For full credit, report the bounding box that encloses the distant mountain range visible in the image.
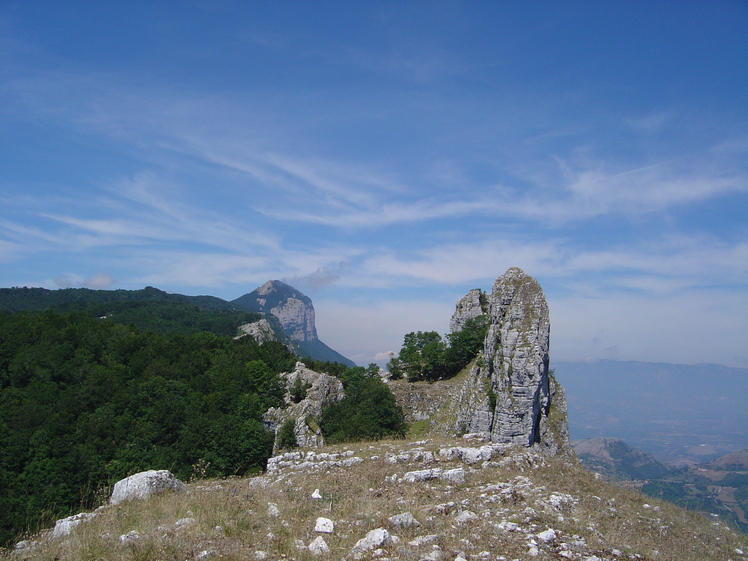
[0,282,355,367]
[554,360,748,467]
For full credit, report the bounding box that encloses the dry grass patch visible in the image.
[5,437,748,561]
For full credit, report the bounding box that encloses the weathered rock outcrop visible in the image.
[449,288,487,333]
[455,268,560,448]
[263,362,345,451]
[235,318,277,343]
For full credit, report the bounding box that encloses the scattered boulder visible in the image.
[119,530,139,544]
[110,470,185,505]
[454,510,478,524]
[537,528,557,542]
[308,536,330,555]
[353,528,392,552]
[52,512,99,539]
[388,512,420,528]
[314,517,334,533]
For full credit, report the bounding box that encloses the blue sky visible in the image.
[1,2,747,367]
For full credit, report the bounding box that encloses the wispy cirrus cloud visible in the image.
[350,234,748,293]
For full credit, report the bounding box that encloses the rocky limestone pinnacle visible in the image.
[454,268,567,451]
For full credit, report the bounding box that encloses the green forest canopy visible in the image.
[0,306,407,548]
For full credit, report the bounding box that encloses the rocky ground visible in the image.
[7,436,748,561]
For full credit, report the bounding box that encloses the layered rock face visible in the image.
[250,280,318,342]
[232,280,355,366]
[454,268,568,452]
[449,288,487,333]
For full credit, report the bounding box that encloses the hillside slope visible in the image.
[8,437,747,561]
[573,437,671,481]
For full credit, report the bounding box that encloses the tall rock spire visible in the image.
[454,268,569,452]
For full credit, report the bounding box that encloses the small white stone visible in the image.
[353,528,391,551]
[308,536,330,555]
[387,512,420,528]
[266,503,280,517]
[408,534,439,547]
[119,530,139,544]
[173,517,196,530]
[454,510,478,524]
[315,517,335,533]
[527,545,539,557]
[537,528,556,543]
[311,488,323,499]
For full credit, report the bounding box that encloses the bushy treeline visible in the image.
[319,365,407,444]
[387,316,488,381]
[0,310,295,546]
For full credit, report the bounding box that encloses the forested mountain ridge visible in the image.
[0,283,353,365]
[0,286,234,313]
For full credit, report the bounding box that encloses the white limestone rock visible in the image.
[454,510,478,524]
[403,468,442,482]
[235,318,276,343]
[450,268,570,455]
[119,530,139,544]
[537,528,557,542]
[442,468,466,484]
[308,536,330,555]
[52,512,99,539]
[110,470,185,505]
[388,512,420,528]
[449,289,487,333]
[315,517,334,533]
[353,528,392,552]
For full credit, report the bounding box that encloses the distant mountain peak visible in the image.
[232,281,354,367]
